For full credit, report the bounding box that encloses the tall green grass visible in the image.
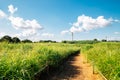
[0,43,80,80]
[83,42,120,80]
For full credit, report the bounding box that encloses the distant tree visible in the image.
[93,39,98,41]
[0,38,2,42]
[94,39,98,42]
[22,39,32,43]
[39,40,56,43]
[52,41,56,43]
[102,39,107,42]
[12,37,20,43]
[0,35,13,43]
[62,40,67,43]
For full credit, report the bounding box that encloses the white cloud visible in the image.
[0,10,6,18]
[8,16,43,37]
[61,30,70,35]
[114,32,120,34]
[41,33,54,37]
[70,26,84,33]
[8,16,42,30]
[8,4,17,14]
[7,4,43,38]
[71,15,112,32]
[0,32,6,37]
[0,4,44,40]
[62,15,119,34]
[14,29,37,37]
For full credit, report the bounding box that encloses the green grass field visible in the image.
[0,43,80,80]
[0,42,120,80]
[82,42,120,80]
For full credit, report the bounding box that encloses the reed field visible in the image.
[83,42,120,80]
[0,42,120,80]
[0,43,80,80]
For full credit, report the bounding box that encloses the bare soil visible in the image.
[49,54,103,80]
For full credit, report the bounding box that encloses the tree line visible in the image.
[0,35,119,43]
[0,35,32,43]
[0,35,56,43]
[62,39,120,44]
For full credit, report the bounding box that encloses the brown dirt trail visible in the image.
[50,54,103,80]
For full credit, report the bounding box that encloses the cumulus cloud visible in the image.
[8,4,17,14]
[7,5,43,37]
[0,10,6,18]
[41,33,54,37]
[0,4,43,40]
[61,14,119,34]
[0,4,43,38]
[14,29,37,37]
[8,16,43,37]
[70,26,84,33]
[71,15,112,32]
[8,16,42,30]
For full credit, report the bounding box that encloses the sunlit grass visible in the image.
[83,42,120,80]
[0,43,80,80]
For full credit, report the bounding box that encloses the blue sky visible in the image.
[0,0,120,41]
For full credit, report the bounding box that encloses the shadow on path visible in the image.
[49,53,82,80]
[35,53,82,80]
[35,53,104,80]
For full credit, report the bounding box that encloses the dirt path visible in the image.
[50,53,103,80]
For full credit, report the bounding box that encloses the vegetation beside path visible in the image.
[0,43,80,80]
[0,41,120,80]
[82,42,120,80]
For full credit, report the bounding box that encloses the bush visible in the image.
[22,39,32,43]
[0,35,13,43]
[12,37,21,43]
